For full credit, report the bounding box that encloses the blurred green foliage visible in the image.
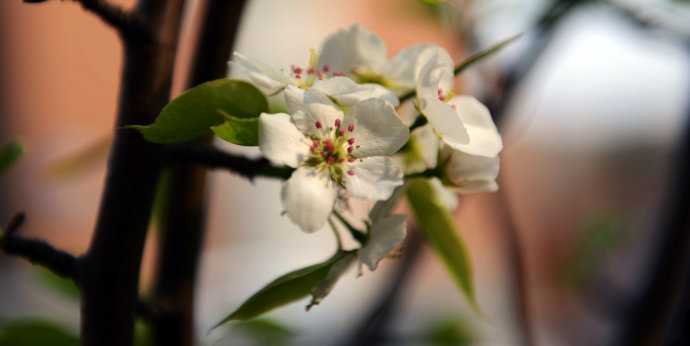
[230,319,295,346]
[35,268,80,301]
[0,141,22,175]
[561,211,628,289]
[425,318,474,346]
[0,320,78,346]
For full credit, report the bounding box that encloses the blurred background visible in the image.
[1,0,689,345]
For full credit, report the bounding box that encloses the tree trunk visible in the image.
[150,1,247,345]
[79,1,186,345]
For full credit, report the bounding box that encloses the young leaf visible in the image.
[406,178,479,311]
[0,141,23,175]
[454,34,523,76]
[131,79,267,144]
[211,111,259,146]
[211,252,347,330]
[0,320,79,346]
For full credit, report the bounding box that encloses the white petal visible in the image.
[359,214,407,271]
[415,46,454,101]
[346,98,409,157]
[307,253,355,310]
[312,77,399,108]
[447,96,503,157]
[283,85,306,114]
[421,98,470,149]
[281,167,338,232]
[319,24,387,75]
[345,156,403,201]
[444,150,500,194]
[231,52,292,94]
[259,113,310,168]
[291,89,344,136]
[382,44,433,91]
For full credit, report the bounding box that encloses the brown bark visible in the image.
[79,1,186,345]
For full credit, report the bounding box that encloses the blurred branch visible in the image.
[150,1,248,346]
[630,43,690,346]
[606,0,690,39]
[343,228,425,346]
[163,144,292,180]
[0,213,78,280]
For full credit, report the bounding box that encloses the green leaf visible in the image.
[211,111,259,146]
[406,178,478,311]
[0,320,79,346]
[132,79,267,144]
[231,319,296,346]
[0,141,23,175]
[211,252,347,329]
[425,319,474,346]
[454,34,523,76]
[134,319,153,346]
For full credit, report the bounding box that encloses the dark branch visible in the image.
[163,145,292,181]
[0,213,78,280]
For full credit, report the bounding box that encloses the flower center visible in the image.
[437,88,455,103]
[289,49,346,89]
[305,119,359,185]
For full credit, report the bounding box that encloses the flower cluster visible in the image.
[231,24,502,277]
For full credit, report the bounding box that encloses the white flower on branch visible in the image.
[319,24,432,95]
[413,45,503,193]
[259,93,409,232]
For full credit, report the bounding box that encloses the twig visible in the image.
[605,0,690,39]
[343,228,424,346]
[163,144,292,181]
[0,213,79,280]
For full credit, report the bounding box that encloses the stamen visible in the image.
[334,119,341,128]
[347,170,355,176]
[333,71,346,77]
[347,146,353,153]
[347,124,355,132]
[347,138,355,145]
[315,121,322,129]
[322,64,331,73]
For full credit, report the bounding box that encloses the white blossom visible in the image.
[319,24,432,95]
[259,93,409,232]
[413,45,503,193]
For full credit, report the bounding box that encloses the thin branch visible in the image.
[163,144,292,180]
[343,228,424,346]
[605,0,690,39]
[0,213,79,280]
